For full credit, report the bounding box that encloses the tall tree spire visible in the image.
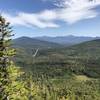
[0,15,15,99]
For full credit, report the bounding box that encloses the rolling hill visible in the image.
[12,36,63,64]
[13,36,62,49]
[13,38,100,78]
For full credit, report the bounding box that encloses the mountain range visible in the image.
[35,35,99,45]
[13,35,100,49]
[13,36,62,50]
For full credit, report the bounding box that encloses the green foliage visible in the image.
[2,64,100,100]
[13,38,100,100]
[0,16,100,100]
[5,63,39,100]
[0,15,16,99]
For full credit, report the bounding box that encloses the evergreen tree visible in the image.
[0,16,15,99]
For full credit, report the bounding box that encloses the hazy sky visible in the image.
[0,0,100,37]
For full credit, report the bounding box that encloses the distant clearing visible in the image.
[75,75,91,81]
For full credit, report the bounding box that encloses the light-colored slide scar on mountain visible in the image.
[32,48,39,58]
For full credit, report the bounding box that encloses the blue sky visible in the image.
[0,0,100,37]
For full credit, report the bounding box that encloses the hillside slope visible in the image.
[13,36,62,49]
[14,39,100,78]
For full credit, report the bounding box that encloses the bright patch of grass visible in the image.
[75,75,91,81]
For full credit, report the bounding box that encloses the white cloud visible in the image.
[2,11,59,28]
[2,0,100,28]
[55,0,100,24]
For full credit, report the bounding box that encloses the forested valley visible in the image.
[0,16,100,100]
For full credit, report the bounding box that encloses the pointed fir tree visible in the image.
[0,16,15,99]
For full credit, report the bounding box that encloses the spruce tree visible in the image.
[0,16,15,99]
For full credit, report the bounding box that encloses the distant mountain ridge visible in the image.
[35,35,99,45]
[13,36,62,49]
[13,36,100,51]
